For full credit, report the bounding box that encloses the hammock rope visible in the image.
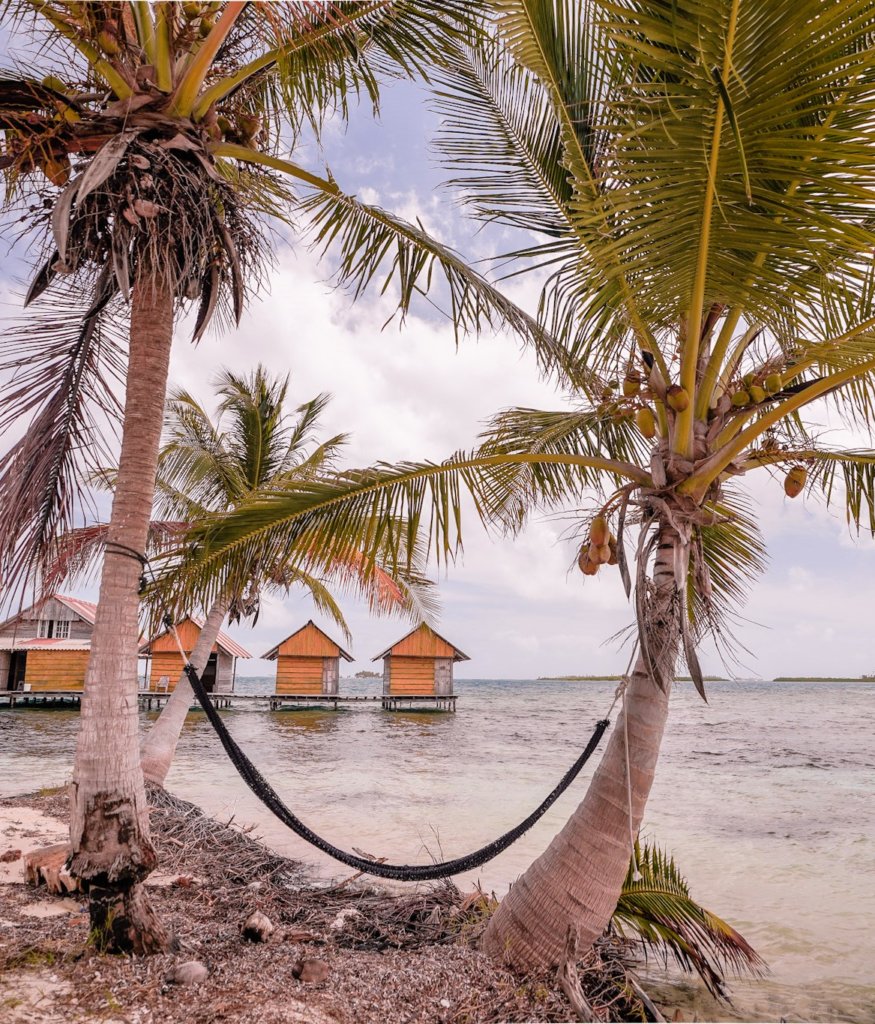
[128,545,613,882]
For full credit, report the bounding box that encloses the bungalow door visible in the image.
[434,658,453,695]
[7,652,26,691]
[322,658,339,695]
[201,653,218,693]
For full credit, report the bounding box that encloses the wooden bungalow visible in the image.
[262,621,352,695]
[139,617,251,693]
[373,623,469,696]
[0,594,97,692]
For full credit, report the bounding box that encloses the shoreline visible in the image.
[0,787,673,1024]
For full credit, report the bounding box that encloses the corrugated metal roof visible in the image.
[54,594,98,624]
[0,638,91,651]
[139,616,252,659]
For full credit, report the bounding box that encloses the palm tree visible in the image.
[0,2,556,952]
[51,366,432,786]
[164,0,875,971]
[139,367,432,786]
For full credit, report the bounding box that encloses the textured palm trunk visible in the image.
[69,275,175,954]
[482,520,684,969]
[140,595,230,787]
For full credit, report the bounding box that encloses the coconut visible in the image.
[97,28,120,55]
[748,385,766,404]
[742,372,755,388]
[635,406,657,439]
[607,535,618,566]
[622,375,641,397]
[666,385,689,412]
[590,515,609,546]
[784,466,807,498]
[731,389,750,408]
[764,373,782,394]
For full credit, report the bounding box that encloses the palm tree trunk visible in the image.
[140,595,230,787]
[68,275,175,955]
[481,520,684,969]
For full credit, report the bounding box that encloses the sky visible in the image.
[3,60,875,681]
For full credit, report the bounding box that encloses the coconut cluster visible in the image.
[729,370,783,409]
[577,515,619,577]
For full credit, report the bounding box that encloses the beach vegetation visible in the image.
[164,0,875,973]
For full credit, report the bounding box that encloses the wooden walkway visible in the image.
[1,689,458,713]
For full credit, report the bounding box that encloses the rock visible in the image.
[1,849,22,862]
[167,960,209,986]
[242,910,274,943]
[329,907,361,933]
[292,958,329,985]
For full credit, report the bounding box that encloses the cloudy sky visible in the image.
[3,67,875,681]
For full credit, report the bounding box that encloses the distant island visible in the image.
[539,674,728,682]
[354,670,381,679]
[772,676,874,682]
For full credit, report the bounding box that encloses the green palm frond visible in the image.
[690,486,768,642]
[802,449,875,535]
[614,839,766,999]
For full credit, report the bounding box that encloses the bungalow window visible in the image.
[36,619,70,639]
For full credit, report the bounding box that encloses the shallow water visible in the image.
[2,678,873,1023]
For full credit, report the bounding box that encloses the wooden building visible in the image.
[373,623,469,696]
[139,617,251,693]
[0,594,97,692]
[262,621,352,695]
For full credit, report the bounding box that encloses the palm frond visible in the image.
[614,839,766,999]
[0,284,126,599]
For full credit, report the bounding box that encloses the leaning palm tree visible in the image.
[162,0,875,972]
[0,1,558,953]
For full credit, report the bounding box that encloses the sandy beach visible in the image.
[1,786,657,1024]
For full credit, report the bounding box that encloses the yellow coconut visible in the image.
[666,385,690,412]
[635,406,657,439]
[764,373,782,394]
[622,374,641,397]
[784,466,807,498]
[748,385,766,404]
[590,515,609,546]
[731,389,750,408]
[97,28,121,55]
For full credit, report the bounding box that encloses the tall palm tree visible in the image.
[164,0,875,971]
[0,1,555,953]
[139,367,432,786]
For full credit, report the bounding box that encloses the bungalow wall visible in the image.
[24,650,89,691]
[148,647,234,696]
[385,655,455,696]
[275,656,339,695]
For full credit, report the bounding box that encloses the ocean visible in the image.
[2,677,873,1023]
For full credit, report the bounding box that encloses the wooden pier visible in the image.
[2,690,458,713]
[0,690,83,709]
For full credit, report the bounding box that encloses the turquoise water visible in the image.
[2,677,874,1022]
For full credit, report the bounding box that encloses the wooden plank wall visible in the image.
[149,652,186,691]
[25,651,89,691]
[390,627,455,659]
[278,624,340,658]
[276,656,325,694]
[388,656,436,695]
[149,620,205,654]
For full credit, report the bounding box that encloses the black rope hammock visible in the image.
[182,659,610,881]
[124,542,612,882]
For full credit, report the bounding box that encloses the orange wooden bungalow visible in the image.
[372,623,469,696]
[262,621,352,695]
[0,594,97,692]
[139,616,251,693]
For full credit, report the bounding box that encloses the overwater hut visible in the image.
[373,623,469,696]
[139,616,251,693]
[0,594,97,692]
[262,621,352,695]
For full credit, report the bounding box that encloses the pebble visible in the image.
[329,907,361,932]
[167,960,209,986]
